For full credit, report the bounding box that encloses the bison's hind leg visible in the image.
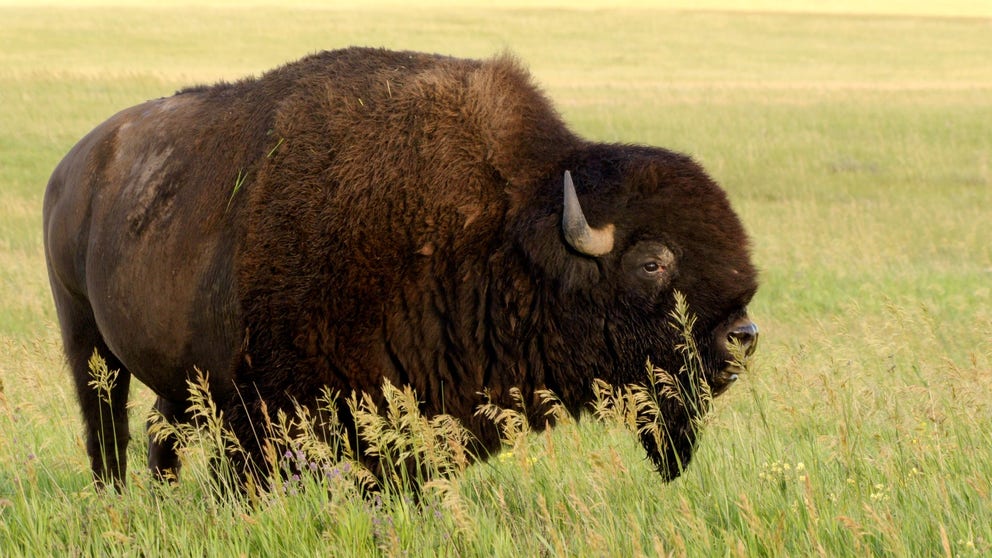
[146,397,191,482]
[56,296,133,489]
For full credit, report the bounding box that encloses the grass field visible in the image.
[1,1,990,556]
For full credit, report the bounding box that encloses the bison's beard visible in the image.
[594,358,713,481]
[629,356,714,481]
[638,397,702,481]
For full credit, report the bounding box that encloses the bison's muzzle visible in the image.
[711,318,759,395]
[728,320,759,357]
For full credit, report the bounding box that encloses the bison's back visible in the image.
[229,48,579,414]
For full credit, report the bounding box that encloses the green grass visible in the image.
[2,1,991,556]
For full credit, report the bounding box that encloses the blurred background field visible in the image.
[1,1,990,556]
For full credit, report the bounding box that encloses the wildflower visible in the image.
[758,460,808,486]
[957,538,978,554]
[869,483,889,502]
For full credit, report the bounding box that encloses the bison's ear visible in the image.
[562,171,615,257]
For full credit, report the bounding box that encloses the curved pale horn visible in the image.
[562,170,615,256]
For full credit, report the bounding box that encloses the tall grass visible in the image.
[1,1,990,556]
[1,296,739,556]
[3,305,988,555]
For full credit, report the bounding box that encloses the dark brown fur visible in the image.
[44,47,758,487]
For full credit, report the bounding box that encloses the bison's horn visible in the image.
[562,170,615,256]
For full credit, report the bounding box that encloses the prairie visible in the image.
[1,1,989,555]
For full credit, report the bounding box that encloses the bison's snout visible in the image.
[708,318,759,396]
[727,320,759,357]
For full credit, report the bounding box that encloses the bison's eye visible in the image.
[638,260,668,282]
[622,241,677,293]
[642,261,663,274]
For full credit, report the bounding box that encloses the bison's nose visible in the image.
[727,321,759,356]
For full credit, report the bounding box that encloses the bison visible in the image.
[43,47,758,488]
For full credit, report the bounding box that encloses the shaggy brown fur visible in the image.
[44,47,758,487]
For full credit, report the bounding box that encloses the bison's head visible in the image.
[516,146,759,480]
[562,166,759,394]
